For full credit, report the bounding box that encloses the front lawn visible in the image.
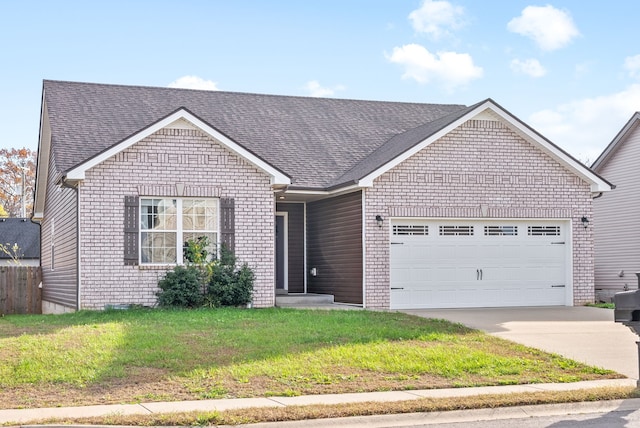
[0,307,621,409]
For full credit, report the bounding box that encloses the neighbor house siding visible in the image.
[77,127,275,309]
[593,122,640,300]
[364,119,594,309]
[275,202,305,293]
[307,191,363,304]
[41,152,78,310]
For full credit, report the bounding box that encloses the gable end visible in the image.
[64,109,291,186]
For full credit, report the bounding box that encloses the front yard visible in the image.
[0,307,622,410]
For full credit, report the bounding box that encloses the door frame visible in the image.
[275,211,289,292]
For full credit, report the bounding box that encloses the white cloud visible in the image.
[529,84,640,163]
[168,75,219,90]
[387,44,483,90]
[624,54,640,79]
[510,58,547,77]
[304,80,346,97]
[507,5,580,51]
[408,0,465,39]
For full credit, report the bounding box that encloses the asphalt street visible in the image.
[228,398,640,428]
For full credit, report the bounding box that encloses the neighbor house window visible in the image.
[140,198,218,264]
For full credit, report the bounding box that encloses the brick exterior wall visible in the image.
[77,127,275,309]
[364,119,594,309]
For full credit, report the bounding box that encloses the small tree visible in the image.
[0,148,37,217]
[183,235,211,265]
[1,242,23,265]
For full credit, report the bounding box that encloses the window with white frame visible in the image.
[140,198,218,264]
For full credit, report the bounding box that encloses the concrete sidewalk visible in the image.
[1,379,635,425]
[402,306,640,380]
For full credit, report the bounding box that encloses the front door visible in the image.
[275,213,288,291]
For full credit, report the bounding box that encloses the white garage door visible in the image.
[390,220,570,309]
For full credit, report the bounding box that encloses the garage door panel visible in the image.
[390,219,569,309]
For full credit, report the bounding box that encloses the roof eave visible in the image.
[33,86,51,220]
[591,112,640,172]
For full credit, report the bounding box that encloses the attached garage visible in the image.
[389,219,570,309]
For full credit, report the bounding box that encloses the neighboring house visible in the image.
[592,113,640,301]
[33,80,611,313]
[0,218,40,266]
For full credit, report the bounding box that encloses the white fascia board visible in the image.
[34,96,51,218]
[358,100,612,193]
[285,183,362,197]
[65,109,291,185]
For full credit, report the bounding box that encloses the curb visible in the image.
[1,378,635,425]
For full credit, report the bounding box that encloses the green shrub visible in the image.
[156,265,204,308]
[207,245,254,307]
[156,242,255,309]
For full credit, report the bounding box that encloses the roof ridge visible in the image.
[42,79,466,107]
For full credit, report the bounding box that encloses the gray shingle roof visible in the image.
[0,218,40,259]
[43,80,468,189]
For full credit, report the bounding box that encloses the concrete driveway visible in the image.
[401,306,639,380]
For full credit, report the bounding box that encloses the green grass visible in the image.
[0,307,621,409]
[587,302,615,309]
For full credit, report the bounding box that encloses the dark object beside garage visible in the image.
[614,289,640,325]
[614,280,640,387]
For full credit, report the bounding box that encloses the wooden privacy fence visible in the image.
[0,266,42,315]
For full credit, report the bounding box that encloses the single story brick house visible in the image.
[592,112,640,301]
[33,80,611,313]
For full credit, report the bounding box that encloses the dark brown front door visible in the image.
[275,214,286,290]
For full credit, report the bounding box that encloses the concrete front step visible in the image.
[275,293,334,307]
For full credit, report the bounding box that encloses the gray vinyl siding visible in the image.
[307,191,362,304]
[594,122,640,293]
[276,202,305,293]
[40,155,78,309]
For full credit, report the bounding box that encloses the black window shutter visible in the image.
[124,196,139,265]
[220,198,235,253]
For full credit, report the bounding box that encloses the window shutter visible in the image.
[124,196,139,265]
[220,197,235,253]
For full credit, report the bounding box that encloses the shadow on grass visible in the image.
[0,307,476,381]
[0,307,621,406]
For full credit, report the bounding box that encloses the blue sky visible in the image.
[3,0,640,163]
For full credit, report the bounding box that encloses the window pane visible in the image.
[205,203,217,230]
[183,199,217,232]
[141,199,177,231]
[141,231,177,263]
[158,199,177,229]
